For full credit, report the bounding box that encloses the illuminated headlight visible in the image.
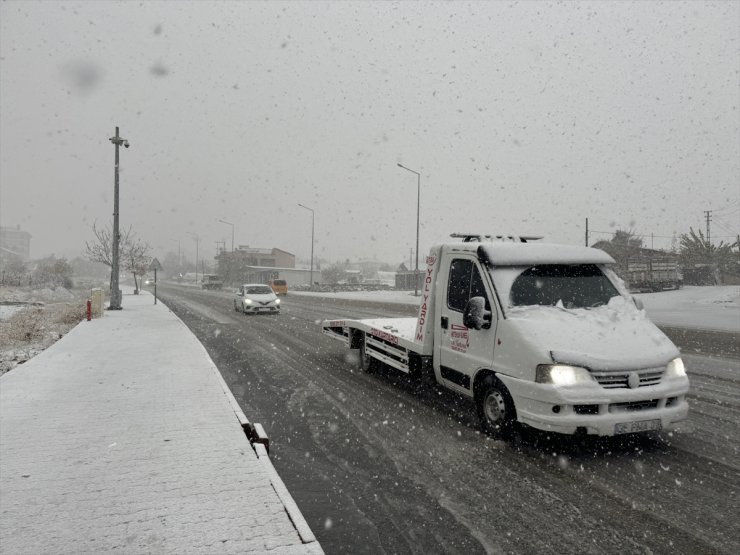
[665,357,686,378]
[536,364,593,385]
[243,299,253,305]
[275,298,280,304]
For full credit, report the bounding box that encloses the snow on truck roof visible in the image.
[480,242,615,265]
[439,241,614,266]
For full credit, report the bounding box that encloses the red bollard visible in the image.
[86,299,92,321]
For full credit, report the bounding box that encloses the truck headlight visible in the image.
[536,364,593,385]
[665,357,686,378]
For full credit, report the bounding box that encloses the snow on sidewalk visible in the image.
[0,290,322,554]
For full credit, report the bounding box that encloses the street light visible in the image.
[397,163,421,296]
[108,126,130,310]
[218,219,234,252]
[297,203,315,289]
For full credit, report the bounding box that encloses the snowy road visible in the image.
[157,284,739,555]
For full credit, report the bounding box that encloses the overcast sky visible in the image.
[1,0,738,268]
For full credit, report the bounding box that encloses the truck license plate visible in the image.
[614,419,662,435]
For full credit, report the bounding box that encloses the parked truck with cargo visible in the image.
[322,234,689,438]
[201,274,224,290]
[622,258,682,292]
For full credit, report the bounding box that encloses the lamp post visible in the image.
[218,219,235,252]
[397,163,421,296]
[297,203,315,289]
[108,126,130,310]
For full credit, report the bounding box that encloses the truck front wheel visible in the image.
[477,376,516,438]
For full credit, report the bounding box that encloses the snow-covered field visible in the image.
[635,286,739,332]
[294,285,740,333]
[0,286,88,375]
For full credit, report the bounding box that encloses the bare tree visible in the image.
[85,222,130,268]
[84,222,150,293]
[124,235,151,293]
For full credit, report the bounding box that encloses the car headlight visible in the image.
[536,364,593,385]
[243,299,253,305]
[665,357,686,378]
[275,298,280,304]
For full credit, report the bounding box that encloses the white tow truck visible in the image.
[322,234,690,438]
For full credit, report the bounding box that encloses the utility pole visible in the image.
[188,233,199,284]
[704,210,712,246]
[298,204,315,288]
[218,219,235,252]
[397,163,421,296]
[108,127,130,310]
[585,218,589,247]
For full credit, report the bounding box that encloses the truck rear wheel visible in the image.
[476,375,516,439]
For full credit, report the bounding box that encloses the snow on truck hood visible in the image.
[506,296,679,371]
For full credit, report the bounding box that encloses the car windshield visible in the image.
[492,264,620,309]
[245,286,272,295]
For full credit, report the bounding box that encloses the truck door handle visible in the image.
[441,317,448,329]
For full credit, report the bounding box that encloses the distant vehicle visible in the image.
[322,234,689,439]
[234,283,281,314]
[592,242,682,292]
[268,279,288,295]
[201,274,223,290]
[623,258,682,292]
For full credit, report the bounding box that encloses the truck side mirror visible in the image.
[463,297,492,330]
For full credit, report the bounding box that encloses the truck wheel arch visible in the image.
[473,370,518,437]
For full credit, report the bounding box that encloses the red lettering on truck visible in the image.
[371,328,399,345]
[415,257,437,342]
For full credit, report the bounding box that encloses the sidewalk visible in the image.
[0,290,322,554]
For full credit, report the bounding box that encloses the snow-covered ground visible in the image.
[0,286,88,375]
[635,285,740,332]
[634,286,739,332]
[294,285,740,333]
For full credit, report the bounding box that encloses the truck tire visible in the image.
[359,334,374,373]
[476,375,516,439]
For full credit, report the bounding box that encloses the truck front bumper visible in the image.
[497,374,690,436]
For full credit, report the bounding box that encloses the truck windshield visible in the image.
[492,264,620,309]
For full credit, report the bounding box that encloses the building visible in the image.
[228,266,320,288]
[231,246,295,268]
[216,246,298,285]
[0,225,32,261]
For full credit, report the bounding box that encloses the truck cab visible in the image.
[323,235,690,438]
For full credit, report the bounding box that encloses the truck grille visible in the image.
[609,399,660,413]
[590,367,664,389]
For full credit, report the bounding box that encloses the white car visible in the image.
[233,284,281,314]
